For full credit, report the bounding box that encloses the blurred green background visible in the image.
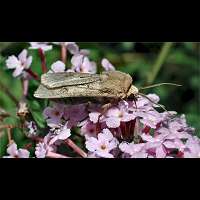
[0,42,200,139]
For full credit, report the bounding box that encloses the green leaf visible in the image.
[0,130,8,157]
[186,114,200,138]
[167,50,198,68]
[30,110,46,129]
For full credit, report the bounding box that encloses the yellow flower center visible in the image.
[118,111,123,118]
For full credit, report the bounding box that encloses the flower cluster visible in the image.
[3,42,200,158]
[39,95,199,158]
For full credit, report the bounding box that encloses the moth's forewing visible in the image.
[41,72,101,89]
[34,71,133,99]
[34,82,116,99]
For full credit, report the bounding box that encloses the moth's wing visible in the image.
[34,84,55,98]
[34,82,117,99]
[34,71,133,99]
[41,72,101,89]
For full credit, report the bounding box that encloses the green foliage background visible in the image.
[0,42,199,157]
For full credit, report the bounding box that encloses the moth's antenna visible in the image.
[139,83,182,91]
[138,92,170,114]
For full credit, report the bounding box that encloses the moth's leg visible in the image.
[133,98,138,110]
[101,103,112,114]
[127,94,138,110]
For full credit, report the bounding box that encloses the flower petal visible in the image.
[106,117,121,128]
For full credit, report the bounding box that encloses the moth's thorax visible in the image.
[100,71,133,98]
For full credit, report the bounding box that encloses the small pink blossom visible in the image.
[137,110,162,129]
[101,58,115,71]
[29,42,52,52]
[64,103,88,128]
[35,142,48,158]
[3,142,30,158]
[183,136,200,158]
[6,49,32,77]
[128,94,163,128]
[119,142,148,158]
[43,103,65,127]
[141,133,170,158]
[80,120,98,138]
[71,54,97,74]
[49,61,66,73]
[158,115,194,140]
[25,121,37,138]
[35,134,57,158]
[48,123,71,145]
[85,128,119,158]
[130,94,160,111]
[104,101,136,128]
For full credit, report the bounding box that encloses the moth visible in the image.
[34,71,181,109]
[34,71,139,100]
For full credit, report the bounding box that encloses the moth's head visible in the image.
[127,85,139,99]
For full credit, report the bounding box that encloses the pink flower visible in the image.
[3,142,30,158]
[119,142,148,158]
[85,129,119,158]
[183,136,200,158]
[64,103,88,128]
[101,58,115,71]
[6,49,32,77]
[104,101,136,128]
[25,121,37,138]
[49,61,66,73]
[158,115,193,140]
[35,142,48,158]
[137,110,162,129]
[43,103,65,128]
[141,133,170,158]
[48,123,71,145]
[29,42,52,52]
[80,120,98,138]
[138,94,160,108]
[71,54,97,74]
[35,134,57,158]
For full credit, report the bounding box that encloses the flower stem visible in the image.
[38,48,48,73]
[61,44,67,64]
[65,139,87,158]
[21,79,29,97]
[147,42,173,85]
[25,69,39,80]
[7,128,13,145]
[46,151,70,158]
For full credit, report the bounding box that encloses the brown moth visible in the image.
[34,71,139,100]
[34,70,181,112]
